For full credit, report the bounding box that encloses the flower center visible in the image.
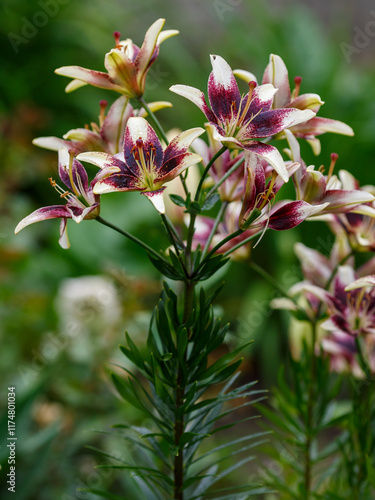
[224,81,262,140]
[131,138,157,190]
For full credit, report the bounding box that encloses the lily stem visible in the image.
[205,155,245,201]
[96,216,166,263]
[249,260,307,315]
[174,280,195,499]
[201,201,228,261]
[304,319,317,498]
[195,146,227,202]
[160,213,189,278]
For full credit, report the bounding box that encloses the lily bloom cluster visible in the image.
[15,18,374,276]
[171,55,371,259]
[273,233,375,376]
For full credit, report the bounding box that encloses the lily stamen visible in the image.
[292,76,302,100]
[327,153,339,182]
[113,31,121,48]
[67,149,80,198]
[49,177,78,204]
[99,100,108,127]
[238,81,257,126]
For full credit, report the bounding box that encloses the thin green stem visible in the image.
[304,319,318,499]
[96,216,166,263]
[194,146,227,202]
[223,232,258,258]
[160,213,188,278]
[201,201,228,261]
[191,228,244,278]
[185,146,228,273]
[174,281,195,500]
[205,155,245,201]
[249,260,307,315]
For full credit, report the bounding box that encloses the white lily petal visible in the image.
[345,276,375,291]
[170,84,209,115]
[157,29,179,44]
[77,152,116,169]
[232,69,258,85]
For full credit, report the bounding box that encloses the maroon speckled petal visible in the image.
[100,96,133,154]
[93,173,142,194]
[15,205,71,234]
[241,84,276,120]
[244,108,313,138]
[208,55,241,124]
[124,117,163,175]
[267,200,320,230]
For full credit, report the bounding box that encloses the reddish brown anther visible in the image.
[294,76,302,98]
[328,153,339,180]
[113,31,121,47]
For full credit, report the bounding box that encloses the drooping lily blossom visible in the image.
[33,97,172,155]
[285,130,374,213]
[239,151,327,230]
[55,19,178,98]
[192,124,245,202]
[76,117,204,214]
[15,149,106,248]
[235,54,354,155]
[170,55,315,182]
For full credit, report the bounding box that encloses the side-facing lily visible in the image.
[235,54,354,154]
[285,129,374,213]
[15,149,107,248]
[328,175,375,252]
[239,151,327,231]
[33,97,172,155]
[170,55,315,182]
[77,117,204,214]
[55,19,178,98]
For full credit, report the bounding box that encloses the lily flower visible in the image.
[15,149,105,248]
[33,97,172,155]
[170,55,315,182]
[239,151,327,230]
[235,54,354,154]
[76,117,204,214]
[285,130,374,213]
[192,124,245,202]
[55,19,179,98]
[327,174,375,252]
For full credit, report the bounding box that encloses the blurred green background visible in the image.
[1,0,375,498]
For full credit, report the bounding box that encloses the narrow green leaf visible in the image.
[169,194,186,207]
[201,193,220,211]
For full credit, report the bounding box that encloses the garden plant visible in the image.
[14,17,375,500]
